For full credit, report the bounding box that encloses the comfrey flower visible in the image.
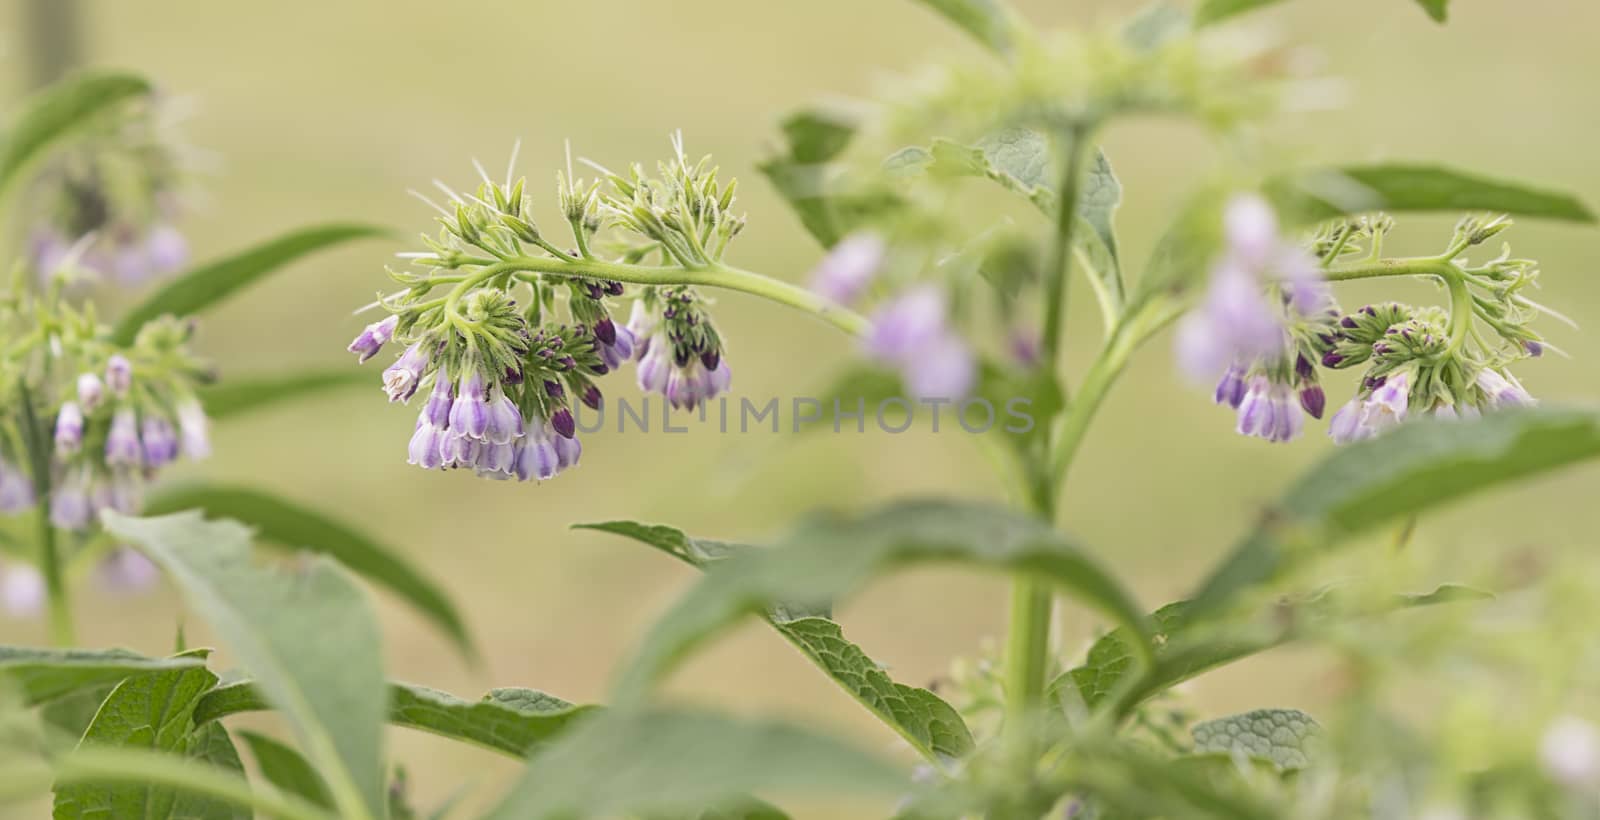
[348,315,399,363]
[809,232,886,305]
[97,548,161,595]
[0,456,33,513]
[633,287,733,411]
[176,398,211,459]
[0,563,45,619]
[55,402,85,455]
[863,285,975,401]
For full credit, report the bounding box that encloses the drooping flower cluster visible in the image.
[28,92,197,286]
[351,139,745,483]
[1177,195,1331,443]
[1179,200,1550,446]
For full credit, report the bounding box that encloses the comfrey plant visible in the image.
[5,2,1600,820]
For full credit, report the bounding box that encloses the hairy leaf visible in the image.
[579,520,972,760]
[1270,163,1595,225]
[483,708,907,820]
[609,499,1151,703]
[144,484,473,660]
[0,647,201,707]
[0,71,150,201]
[193,681,594,760]
[47,746,337,820]
[912,0,1020,55]
[1193,0,1286,27]
[103,511,388,820]
[113,224,390,344]
[237,731,334,810]
[53,650,248,819]
[1191,708,1321,771]
[1192,408,1600,615]
[198,370,372,421]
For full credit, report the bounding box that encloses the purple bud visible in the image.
[1299,385,1326,419]
[503,366,524,386]
[1213,364,1247,409]
[1525,340,1545,357]
[700,349,720,371]
[77,373,105,412]
[545,380,564,399]
[550,408,576,439]
[1340,316,1358,329]
[54,402,84,455]
[581,384,603,410]
[605,281,624,296]
[106,355,133,396]
[105,408,142,466]
[594,318,618,345]
[1294,354,1315,382]
[348,315,399,363]
[1321,351,1344,368]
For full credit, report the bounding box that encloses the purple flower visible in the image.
[439,431,481,470]
[105,408,142,467]
[1224,194,1278,268]
[407,423,448,470]
[902,335,974,401]
[1213,362,1247,408]
[54,402,84,455]
[97,548,160,594]
[514,425,561,481]
[474,440,519,478]
[554,434,582,469]
[383,343,431,402]
[637,344,671,392]
[1174,264,1284,383]
[0,563,44,618]
[0,457,33,513]
[1235,377,1303,443]
[1328,398,1371,444]
[864,286,975,401]
[141,415,179,468]
[144,224,189,274]
[1476,369,1535,409]
[106,354,133,397]
[176,399,211,460]
[626,300,657,342]
[50,469,92,530]
[809,232,886,305]
[484,389,525,444]
[1525,340,1545,357]
[422,369,455,428]
[30,228,70,277]
[596,323,636,370]
[1298,384,1326,420]
[550,408,576,439]
[77,373,105,412]
[447,371,490,438]
[348,315,399,363]
[1364,371,1411,432]
[113,240,154,284]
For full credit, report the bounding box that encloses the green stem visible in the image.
[16,381,72,645]
[1323,256,1456,282]
[1039,127,1091,364]
[447,255,870,336]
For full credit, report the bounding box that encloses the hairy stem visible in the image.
[16,381,72,645]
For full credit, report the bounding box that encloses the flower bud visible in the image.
[54,402,84,455]
[581,384,603,410]
[348,315,399,363]
[550,408,576,439]
[77,373,105,412]
[383,343,431,403]
[106,354,133,396]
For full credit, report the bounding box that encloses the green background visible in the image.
[2,0,1597,815]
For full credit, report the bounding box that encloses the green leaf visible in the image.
[759,106,905,249]
[1192,408,1600,616]
[112,224,391,344]
[912,0,1020,56]
[579,520,972,761]
[143,483,474,660]
[38,684,116,740]
[610,499,1151,703]
[1269,163,1595,225]
[48,746,337,820]
[102,511,388,820]
[1414,0,1449,22]
[0,647,202,707]
[1193,0,1286,27]
[54,649,248,819]
[193,681,595,760]
[198,370,372,422]
[482,707,908,820]
[1191,708,1321,771]
[237,731,334,810]
[0,71,151,202]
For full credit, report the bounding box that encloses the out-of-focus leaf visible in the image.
[47,746,337,820]
[103,511,388,820]
[1191,708,1321,771]
[1122,2,1193,48]
[580,520,973,761]
[912,0,1021,56]
[193,681,594,760]
[759,105,904,249]
[482,708,907,820]
[144,484,473,660]
[198,370,372,422]
[113,224,390,344]
[1269,163,1595,225]
[54,649,247,819]
[237,731,334,810]
[1192,409,1600,616]
[1414,0,1449,22]
[611,499,1151,703]
[1193,0,1286,27]
[0,647,201,707]
[0,71,150,201]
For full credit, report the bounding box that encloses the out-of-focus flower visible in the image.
[1540,716,1600,789]
[97,548,161,594]
[864,285,975,401]
[0,563,45,618]
[809,233,886,305]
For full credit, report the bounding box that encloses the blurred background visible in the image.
[1,0,1596,815]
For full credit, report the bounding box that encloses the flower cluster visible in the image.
[351,140,741,483]
[1179,200,1549,446]
[28,92,197,286]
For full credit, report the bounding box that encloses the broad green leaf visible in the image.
[48,746,337,820]
[579,520,972,761]
[0,647,201,707]
[237,731,334,810]
[1193,0,1286,27]
[198,370,371,421]
[0,71,150,201]
[483,707,907,820]
[1051,585,1488,717]
[143,484,474,660]
[1269,163,1595,225]
[611,499,1151,703]
[193,681,594,760]
[112,224,391,344]
[1414,0,1449,22]
[759,105,904,249]
[102,511,388,820]
[54,649,248,819]
[1191,708,1321,771]
[1192,408,1600,615]
[38,684,115,739]
[912,0,1020,56]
